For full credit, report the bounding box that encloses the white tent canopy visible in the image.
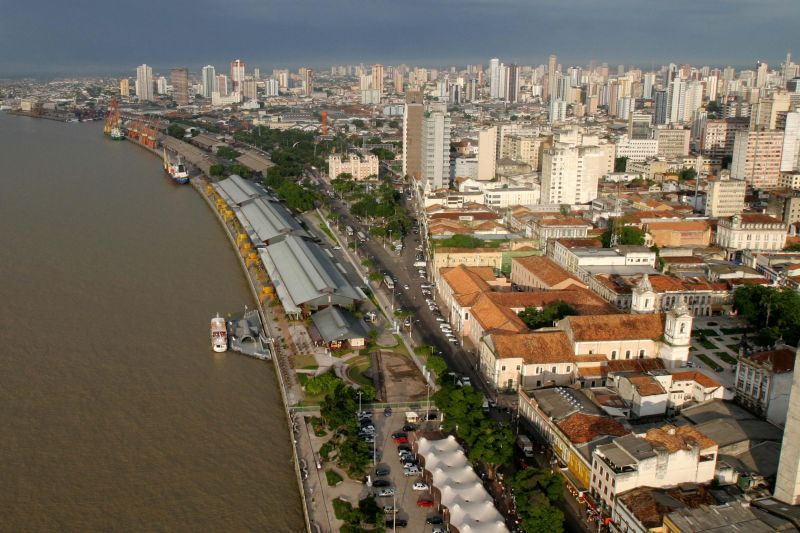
[417,436,509,533]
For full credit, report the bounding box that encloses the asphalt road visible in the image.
[316,178,478,385]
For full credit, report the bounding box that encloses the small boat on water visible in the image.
[210,314,228,353]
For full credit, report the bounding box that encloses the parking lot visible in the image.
[362,409,446,532]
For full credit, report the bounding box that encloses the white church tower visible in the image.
[658,302,693,368]
[631,274,656,314]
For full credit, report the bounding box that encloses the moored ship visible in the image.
[210,314,228,353]
[163,148,190,184]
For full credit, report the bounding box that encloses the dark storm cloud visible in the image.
[1,0,797,75]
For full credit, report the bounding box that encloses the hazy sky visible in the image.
[2,0,798,75]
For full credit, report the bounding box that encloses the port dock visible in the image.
[226,308,272,360]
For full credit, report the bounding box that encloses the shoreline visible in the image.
[123,134,314,533]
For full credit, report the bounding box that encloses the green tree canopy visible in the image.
[614,156,628,172]
[733,285,800,346]
[518,301,577,330]
[601,220,645,247]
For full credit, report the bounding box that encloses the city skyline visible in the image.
[2,0,799,75]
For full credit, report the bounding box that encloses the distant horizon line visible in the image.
[1,55,793,80]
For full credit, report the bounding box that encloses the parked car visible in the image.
[377,488,396,497]
[435,317,446,322]
[398,444,412,453]
[392,432,407,439]
[417,498,434,508]
[375,466,390,476]
[384,406,393,417]
[385,518,408,528]
[426,516,444,524]
[372,479,391,488]
[383,505,398,513]
[404,466,422,476]
[432,527,445,533]
[458,377,472,387]
[413,482,429,491]
[394,436,408,444]
[403,424,417,432]
[403,284,410,290]
[402,460,417,468]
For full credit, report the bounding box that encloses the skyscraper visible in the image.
[300,67,314,96]
[489,58,501,99]
[230,59,245,91]
[666,78,687,124]
[654,89,668,125]
[421,105,451,190]
[216,74,229,97]
[505,64,520,103]
[170,67,189,106]
[119,78,129,98]
[477,126,497,181]
[372,64,384,95]
[393,69,404,94]
[135,64,154,102]
[201,65,216,98]
[546,54,558,101]
[756,61,769,88]
[402,90,424,180]
[242,78,257,101]
[781,112,800,172]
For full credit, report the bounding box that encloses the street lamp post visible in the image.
[357,391,363,421]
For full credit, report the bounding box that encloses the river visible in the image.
[0,113,303,531]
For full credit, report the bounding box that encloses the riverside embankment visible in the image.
[125,130,315,532]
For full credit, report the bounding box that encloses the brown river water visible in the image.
[0,113,303,532]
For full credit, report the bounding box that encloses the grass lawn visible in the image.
[695,337,717,350]
[347,355,374,388]
[715,351,738,365]
[326,469,344,486]
[692,328,719,337]
[333,498,353,520]
[695,353,723,372]
[294,353,318,369]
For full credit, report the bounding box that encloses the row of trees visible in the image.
[319,382,376,477]
[331,173,412,237]
[509,468,565,533]
[733,285,800,346]
[432,381,514,474]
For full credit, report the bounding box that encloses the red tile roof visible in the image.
[745,348,796,373]
[491,331,575,363]
[565,314,665,342]
[670,370,722,388]
[513,256,585,288]
[556,413,628,444]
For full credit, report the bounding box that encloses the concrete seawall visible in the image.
[125,135,314,533]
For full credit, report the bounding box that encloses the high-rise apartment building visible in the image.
[119,78,129,97]
[655,127,691,158]
[371,64,384,95]
[503,134,553,171]
[264,79,279,97]
[546,54,557,101]
[170,67,189,106]
[241,78,257,101]
[476,126,497,181]
[299,67,314,96]
[420,104,451,190]
[216,74,229,96]
[505,64,520,103]
[731,130,785,188]
[402,90,424,180]
[549,100,567,123]
[201,65,216,98]
[393,70,404,94]
[489,58,501,99]
[705,176,746,217]
[135,64,154,102]
[230,59,245,92]
[156,76,168,95]
[782,112,800,172]
[701,118,750,158]
[541,132,608,205]
[756,61,769,88]
[643,73,655,99]
[666,78,687,124]
[628,113,652,139]
[654,89,668,125]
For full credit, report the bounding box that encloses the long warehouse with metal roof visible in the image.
[214,175,306,245]
[259,235,365,317]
